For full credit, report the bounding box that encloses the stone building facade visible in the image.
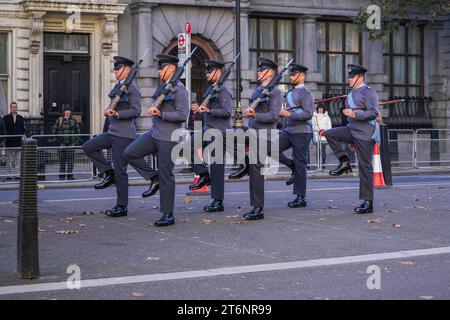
[0,0,449,133]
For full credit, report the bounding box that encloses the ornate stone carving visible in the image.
[102,15,116,56]
[30,11,45,54]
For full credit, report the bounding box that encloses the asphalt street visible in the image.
[0,174,449,300]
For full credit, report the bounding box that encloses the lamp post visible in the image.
[234,0,243,128]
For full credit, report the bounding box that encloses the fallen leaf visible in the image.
[38,228,46,233]
[226,215,239,218]
[152,206,159,209]
[183,197,192,203]
[81,211,102,216]
[56,230,79,235]
[400,261,415,266]
[66,218,75,223]
[200,219,216,224]
[3,220,13,223]
[179,219,191,222]
[366,218,382,224]
[236,206,244,212]
[328,205,338,209]
[420,296,434,300]
[392,224,402,228]
[132,291,146,297]
[318,218,328,222]
[386,209,398,213]
[414,205,425,209]
[79,224,86,228]
[438,186,446,189]
[145,256,160,261]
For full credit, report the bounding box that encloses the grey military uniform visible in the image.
[278,84,314,197]
[325,85,379,200]
[124,81,189,213]
[248,84,282,207]
[82,81,153,206]
[192,85,232,200]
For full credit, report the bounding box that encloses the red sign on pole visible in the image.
[178,34,185,47]
[185,23,191,34]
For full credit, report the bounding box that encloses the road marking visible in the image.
[0,182,449,205]
[0,183,450,205]
[1,246,450,296]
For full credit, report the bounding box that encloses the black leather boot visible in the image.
[243,206,264,220]
[288,196,307,208]
[142,176,159,198]
[329,156,352,176]
[228,159,249,179]
[154,213,175,227]
[204,199,224,212]
[104,205,128,217]
[354,200,373,214]
[189,173,210,190]
[95,169,115,189]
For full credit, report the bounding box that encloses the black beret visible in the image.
[290,63,308,74]
[257,56,278,70]
[156,54,179,67]
[63,104,72,111]
[113,56,135,70]
[347,63,368,77]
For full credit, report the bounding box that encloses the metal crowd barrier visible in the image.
[1,129,449,184]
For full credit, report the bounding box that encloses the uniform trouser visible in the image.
[123,132,175,214]
[228,127,294,170]
[82,133,149,206]
[277,131,311,197]
[325,126,375,201]
[58,148,74,174]
[244,129,274,208]
[190,132,226,201]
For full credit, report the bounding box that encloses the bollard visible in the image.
[379,124,393,187]
[17,137,40,279]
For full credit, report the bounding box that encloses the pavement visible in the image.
[0,174,450,300]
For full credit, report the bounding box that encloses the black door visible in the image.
[43,54,90,134]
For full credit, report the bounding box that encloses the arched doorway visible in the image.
[164,36,222,104]
[167,45,208,106]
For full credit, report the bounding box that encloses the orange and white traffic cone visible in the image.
[186,147,210,196]
[372,143,387,188]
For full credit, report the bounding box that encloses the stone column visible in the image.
[425,22,447,129]
[300,16,322,98]
[362,33,386,102]
[28,11,45,117]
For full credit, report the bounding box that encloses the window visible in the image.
[0,33,8,113]
[316,21,361,94]
[249,17,295,92]
[383,25,423,97]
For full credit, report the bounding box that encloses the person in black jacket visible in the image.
[3,102,25,176]
[3,102,25,147]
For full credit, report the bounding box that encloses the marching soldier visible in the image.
[321,64,379,214]
[82,56,149,217]
[278,63,314,208]
[123,54,189,227]
[188,59,233,212]
[241,56,282,220]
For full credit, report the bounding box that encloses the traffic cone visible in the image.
[372,143,387,188]
[186,147,210,196]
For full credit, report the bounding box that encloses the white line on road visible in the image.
[1,246,450,296]
[1,182,450,205]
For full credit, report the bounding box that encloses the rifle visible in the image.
[106,48,150,112]
[248,58,294,111]
[198,53,240,112]
[343,99,406,111]
[150,46,198,109]
[314,95,347,105]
